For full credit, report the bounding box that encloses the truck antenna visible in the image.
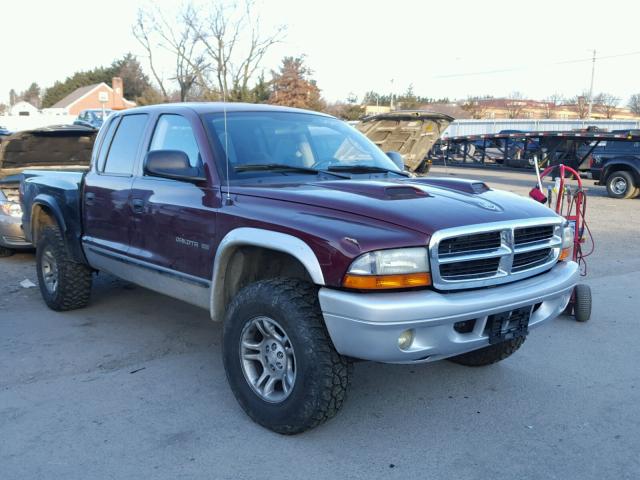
[222,64,232,206]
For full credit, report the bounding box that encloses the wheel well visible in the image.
[30,204,56,247]
[605,165,640,185]
[219,246,314,319]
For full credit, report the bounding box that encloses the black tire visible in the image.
[415,159,432,175]
[606,170,636,199]
[448,336,526,367]
[36,225,92,311]
[573,284,592,323]
[223,277,351,435]
[0,246,14,257]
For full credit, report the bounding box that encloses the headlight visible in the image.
[0,201,22,218]
[343,247,431,290]
[559,222,574,261]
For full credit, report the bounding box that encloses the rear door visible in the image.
[128,112,217,281]
[82,113,149,255]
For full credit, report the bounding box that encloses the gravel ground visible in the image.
[1,165,639,479]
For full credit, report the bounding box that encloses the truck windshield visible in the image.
[202,111,400,180]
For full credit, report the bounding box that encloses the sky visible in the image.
[1,0,639,106]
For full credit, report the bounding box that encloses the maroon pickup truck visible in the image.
[21,103,578,434]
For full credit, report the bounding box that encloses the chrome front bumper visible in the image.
[319,261,578,364]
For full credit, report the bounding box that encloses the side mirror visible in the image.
[386,151,405,171]
[144,150,205,182]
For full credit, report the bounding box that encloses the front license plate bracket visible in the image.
[487,306,531,345]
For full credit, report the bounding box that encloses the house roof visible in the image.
[51,83,105,109]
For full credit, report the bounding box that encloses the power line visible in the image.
[433,50,640,79]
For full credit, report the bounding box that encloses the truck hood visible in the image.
[233,177,558,236]
[356,111,453,171]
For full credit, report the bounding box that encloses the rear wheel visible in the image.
[36,225,92,311]
[606,170,636,199]
[449,337,526,367]
[223,278,351,434]
[0,246,14,257]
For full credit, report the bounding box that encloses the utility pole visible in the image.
[390,79,395,111]
[587,49,596,119]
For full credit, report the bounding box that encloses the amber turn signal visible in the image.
[343,272,432,290]
[559,247,571,261]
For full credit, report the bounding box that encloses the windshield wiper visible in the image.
[234,163,348,178]
[327,165,409,176]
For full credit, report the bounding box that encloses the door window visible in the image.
[149,114,201,168]
[103,114,149,175]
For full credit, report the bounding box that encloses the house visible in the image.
[9,101,39,116]
[51,77,136,116]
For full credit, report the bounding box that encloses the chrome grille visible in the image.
[514,225,554,245]
[429,218,563,290]
[513,248,552,271]
[438,231,501,255]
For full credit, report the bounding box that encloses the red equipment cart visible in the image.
[530,163,593,322]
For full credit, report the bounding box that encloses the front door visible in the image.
[128,113,217,281]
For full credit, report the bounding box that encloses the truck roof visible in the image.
[113,102,334,117]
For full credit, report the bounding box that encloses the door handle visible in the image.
[84,192,95,206]
[131,198,145,213]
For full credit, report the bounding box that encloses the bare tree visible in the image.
[505,92,526,119]
[460,96,489,119]
[133,11,169,101]
[542,93,564,118]
[188,0,286,100]
[594,93,620,119]
[569,93,590,119]
[628,93,640,116]
[133,7,208,102]
[134,1,284,102]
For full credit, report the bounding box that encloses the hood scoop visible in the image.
[313,180,430,200]
[413,177,490,194]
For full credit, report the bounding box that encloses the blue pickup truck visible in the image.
[586,135,640,199]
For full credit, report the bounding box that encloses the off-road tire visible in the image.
[573,284,592,323]
[36,225,92,311]
[0,246,14,257]
[223,277,351,434]
[448,336,526,367]
[606,170,636,199]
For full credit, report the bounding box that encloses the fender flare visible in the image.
[210,228,325,321]
[30,194,68,242]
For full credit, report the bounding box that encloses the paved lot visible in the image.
[2,166,639,479]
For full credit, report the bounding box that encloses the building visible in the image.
[463,97,639,121]
[9,101,39,116]
[51,77,136,116]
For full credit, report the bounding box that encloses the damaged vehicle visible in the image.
[0,125,95,256]
[356,111,453,173]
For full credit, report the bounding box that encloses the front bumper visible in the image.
[0,213,30,249]
[319,261,578,363]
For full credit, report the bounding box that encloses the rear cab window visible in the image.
[102,114,149,175]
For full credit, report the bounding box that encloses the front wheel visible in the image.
[606,170,636,199]
[448,336,526,367]
[223,278,351,434]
